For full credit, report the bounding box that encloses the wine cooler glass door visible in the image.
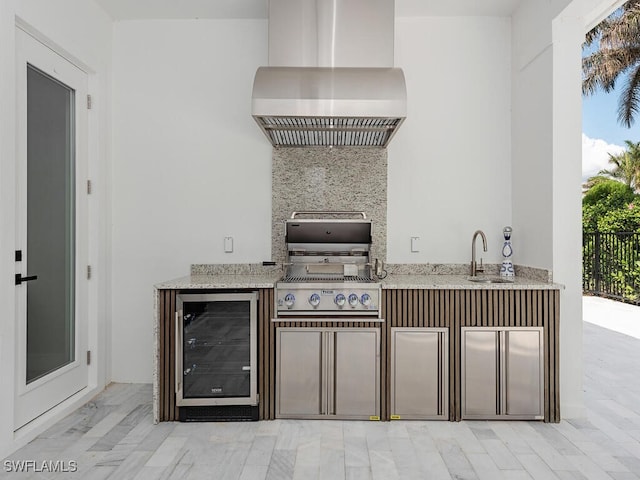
[176,293,258,406]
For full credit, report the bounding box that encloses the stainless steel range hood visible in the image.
[251,0,406,148]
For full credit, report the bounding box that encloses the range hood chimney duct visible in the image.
[251,0,406,148]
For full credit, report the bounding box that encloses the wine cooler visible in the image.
[176,292,258,421]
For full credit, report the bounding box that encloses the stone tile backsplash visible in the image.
[271,148,387,263]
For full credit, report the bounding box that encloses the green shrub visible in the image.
[596,204,640,232]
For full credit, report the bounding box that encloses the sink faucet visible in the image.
[470,230,488,276]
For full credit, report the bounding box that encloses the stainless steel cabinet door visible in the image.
[334,330,379,417]
[462,330,499,417]
[276,327,380,419]
[276,329,322,416]
[505,330,543,418]
[391,328,448,419]
[461,327,543,420]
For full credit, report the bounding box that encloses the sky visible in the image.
[581,21,640,182]
[582,81,637,181]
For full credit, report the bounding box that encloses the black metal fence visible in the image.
[583,231,640,305]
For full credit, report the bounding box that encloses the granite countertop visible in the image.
[155,273,282,290]
[155,272,560,290]
[380,274,562,290]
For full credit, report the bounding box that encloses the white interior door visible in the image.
[14,28,89,430]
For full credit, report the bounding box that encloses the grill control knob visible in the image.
[335,293,346,307]
[348,293,359,307]
[284,293,295,308]
[309,293,321,307]
[360,293,372,307]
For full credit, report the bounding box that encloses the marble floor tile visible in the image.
[491,423,534,456]
[273,422,301,451]
[245,435,277,467]
[107,450,153,479]
[239,464,269,480]
[368,449,399,480]
[454,424,489,455]
[365,428,391,453]
[389,437,419,474]
[607,473,640,480]
[414,451,454,480]
[470,423,500,440]
[612,455,640,475]
[466,452,505,480]
[344,436,370,468]
[88,404,151,452]
[502,470,535,480]
[345,466,373,480]
[318,448,345,480]
[554,471,589,480]
[135,422,176,452]
[293,433,321,468]
[292,464,319,480]
[131,465,168,480]
[83,412,128,439]
[564,454,619,480]
[516,453,560,480]
[436,438,478,480]
[480,438,523,470]
[265,449,295,480]
[144,436,187,467]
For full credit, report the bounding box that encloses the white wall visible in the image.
[0,0,111,457]
[110,20,271,382]
[513,0,576,416]
[111,16,515,383]
[510,0,621,418]
[388,17,513,264]
[511,14,554,271]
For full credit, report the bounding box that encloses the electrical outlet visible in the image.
[224,236,233,253]
[411,236,420,253]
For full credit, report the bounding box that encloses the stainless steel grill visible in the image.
[275,212,381,317]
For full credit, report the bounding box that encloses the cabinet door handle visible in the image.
[320,332,328,415]
[175,310,182,395]
[499,331,507,416]
[15,273,38,285]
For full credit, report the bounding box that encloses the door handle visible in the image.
[15,273,38,285]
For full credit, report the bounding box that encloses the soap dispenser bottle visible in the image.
[500,226,514,279]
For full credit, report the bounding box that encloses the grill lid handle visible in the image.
[290,211,367,219]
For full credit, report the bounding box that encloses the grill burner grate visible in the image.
[282,274,372,283]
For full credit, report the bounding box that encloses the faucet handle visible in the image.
[476,258,484,273]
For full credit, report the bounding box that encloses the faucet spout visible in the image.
[471,230,488,276]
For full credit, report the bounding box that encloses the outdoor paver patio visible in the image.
[3,296,640,479]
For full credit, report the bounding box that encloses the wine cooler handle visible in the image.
[175,310,182,395]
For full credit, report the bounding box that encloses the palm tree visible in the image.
[582,1,640,127]
[599,139,640,192]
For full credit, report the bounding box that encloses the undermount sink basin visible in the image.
[466,276,514,284]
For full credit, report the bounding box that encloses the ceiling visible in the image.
[94,0,524,21]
